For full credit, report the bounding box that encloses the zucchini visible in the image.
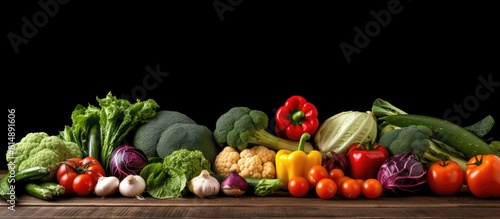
[382,114,497,159]
[24,183,53,200]
[0,175,15,200]
[15,166,51,182]
[39,182,65,196]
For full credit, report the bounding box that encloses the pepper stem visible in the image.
[290,110,305,125]
[297,133,311,152]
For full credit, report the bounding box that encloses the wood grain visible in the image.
[1,191,499,218]
[2,172,499,218]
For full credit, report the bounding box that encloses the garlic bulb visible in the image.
[188,170,220,198]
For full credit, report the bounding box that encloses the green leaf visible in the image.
[140,163,187,199]
[465,115,495,138]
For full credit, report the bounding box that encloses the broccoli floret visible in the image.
[213,106,313,152]
[379,125,468,170]
[133,110,220,165]
[6,132,83,181]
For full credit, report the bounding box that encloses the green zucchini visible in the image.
[382,114,497,159]
[39,182,65,196]
[15,166,51,182]
[0,175,15,200]
[24,183,53,200]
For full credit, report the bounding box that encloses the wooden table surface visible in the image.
[2,173,500,218]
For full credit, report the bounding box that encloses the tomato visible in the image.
[315,178,337,200]
[341,178,361,199]
[362,178,383,199]
[335,176,351,195]
[427,160,464,196]
[328,168,345,182]
[67,157,83,166]
[58,171,78,195]
[307,165,329,186]
[57,156,106,196]
[73,174,95,196]
[82,156,102,166]
[355,179,365,187]
[56,161,77,180]
[288,176,310,197]
[465,154,500,198]
[86,161,106,185]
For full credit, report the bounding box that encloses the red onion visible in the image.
[220,169,248,196]
[322,151,349,173]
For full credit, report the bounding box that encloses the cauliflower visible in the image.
[6,132,83,181]
[213,146,240,176]
[238,146,276,179]
[213,145,276,179]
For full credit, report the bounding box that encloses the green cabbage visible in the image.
[314,111,378,154]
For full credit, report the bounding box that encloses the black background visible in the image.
[3,1,499,169]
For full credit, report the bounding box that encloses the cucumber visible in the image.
[39,182,65,196]
[15,166,51,182]
[88,125,101,161]
[383,114,497,159]
[24,183,53,200]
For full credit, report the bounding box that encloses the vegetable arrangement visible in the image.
[2,94,499,203]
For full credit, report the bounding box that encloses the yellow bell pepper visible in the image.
[275,133,322,189]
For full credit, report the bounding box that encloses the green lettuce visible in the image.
[140,163,187,199]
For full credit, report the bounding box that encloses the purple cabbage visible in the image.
[109,145,149,180]
[377,152,427,196]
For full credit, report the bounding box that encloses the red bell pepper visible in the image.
[275,95,319,141]
[347,142,389,180]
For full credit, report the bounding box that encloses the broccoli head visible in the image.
[379,125,468,170]
[133,110,220,165]
[6,132,84,181]
[213,106,313,152]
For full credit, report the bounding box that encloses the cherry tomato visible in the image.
[355,179,365,187]
[427,160,465,196]
[341,178,361,199]
[328,168,345,182]
[307,165,329,186]
[362,178,383,199]
[315,178,337,200]
[288,176,310,197]
[73,174,95,196]
[335,176,350,195]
